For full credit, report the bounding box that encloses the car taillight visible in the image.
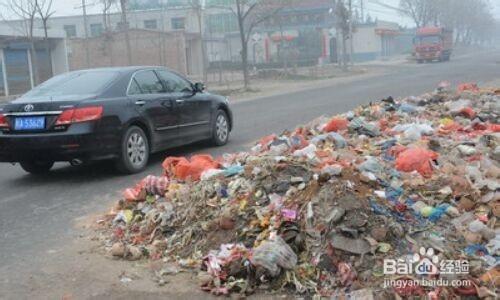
[55,106,103,125]
[0,114,8,128]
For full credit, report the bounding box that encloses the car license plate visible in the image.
[14,117,46,130]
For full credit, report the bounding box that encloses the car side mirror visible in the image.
[193,82,205,93]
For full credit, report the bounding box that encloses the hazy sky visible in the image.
[9,0,500,25]
[44,0,414,24]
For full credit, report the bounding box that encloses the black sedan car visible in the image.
[0,67,232,174]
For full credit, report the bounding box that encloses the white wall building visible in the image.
[33,7,202,40]
[0,24,68,97]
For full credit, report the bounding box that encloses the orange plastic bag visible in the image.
[324,118,349,132]
[162,155,220,181]
[395,148,438,178]
[162,157,189,176]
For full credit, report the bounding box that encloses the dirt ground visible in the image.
[0,213,291,300]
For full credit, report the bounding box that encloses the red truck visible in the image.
[414,27,453,63]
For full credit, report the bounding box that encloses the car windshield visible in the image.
[24,71,119,98]
[416,35,441,44]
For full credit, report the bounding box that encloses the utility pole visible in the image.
[348,0,353,66]
[359,0,364,23]
[81,0,91,67]
[120,0,133,65]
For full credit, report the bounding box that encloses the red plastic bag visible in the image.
[162,155,220,181]
[123,182,146,201]
[395,148,438,178]
[324,118,349,132]
[439,121,462,134]
[259,134,277,148]
[490,124,500,132]
[460,107,476,119]
[457,83,479,93]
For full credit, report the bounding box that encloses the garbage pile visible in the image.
[98,83,500,298]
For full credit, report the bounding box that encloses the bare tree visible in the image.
[398,0,436,28]
[334,0,350,71]
[35,0,55,80]
[397,0,495,45]
[187,0,208,81]
[101,0,116,32]
[0,0,40,85]
[213,0,293,89]
[119,0,133,65]
[100,0,117,66]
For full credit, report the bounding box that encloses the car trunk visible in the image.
[1,95,95,134]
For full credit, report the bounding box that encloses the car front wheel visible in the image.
[116,126,150,174]
[20,160,54,175]
[211,110,230,146]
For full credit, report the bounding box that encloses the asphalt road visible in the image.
[1,50,499,283]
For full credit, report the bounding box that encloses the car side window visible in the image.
[156,70,192,94]
[131,70,163,94]
[128,78,142,95]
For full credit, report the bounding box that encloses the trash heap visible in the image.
[98,83,500,298]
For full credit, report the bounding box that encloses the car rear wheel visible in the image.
[116,126,150,174]
[20,160,54,175]
[211,110,230,146]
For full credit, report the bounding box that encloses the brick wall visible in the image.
[68,29,188,75]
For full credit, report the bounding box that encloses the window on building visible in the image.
[63,25,77,38]
[90,23,103,37]
[144,19,158,29]
[36,50,53,84]
[4,49,31,95]
[206,0,232,5]
[207,13,238,33]
[0,52,5,96]
[166,0,190,7]
[171,17,185,30]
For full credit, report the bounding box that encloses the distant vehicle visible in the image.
[413,27,453,63]
[0,67,233,174]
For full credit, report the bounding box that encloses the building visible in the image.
[351,20,401,61]
[204,0,337,66]
[3,5,204,76]
[68,29,202,75]
[203,1,405,66]
[0,24,68,97]
[35,7,201,40]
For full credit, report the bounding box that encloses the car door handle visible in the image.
[175,99,185,104]
[135,100,146,106]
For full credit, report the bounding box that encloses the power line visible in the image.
[368,0,403,12]
[352,3,401,18]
